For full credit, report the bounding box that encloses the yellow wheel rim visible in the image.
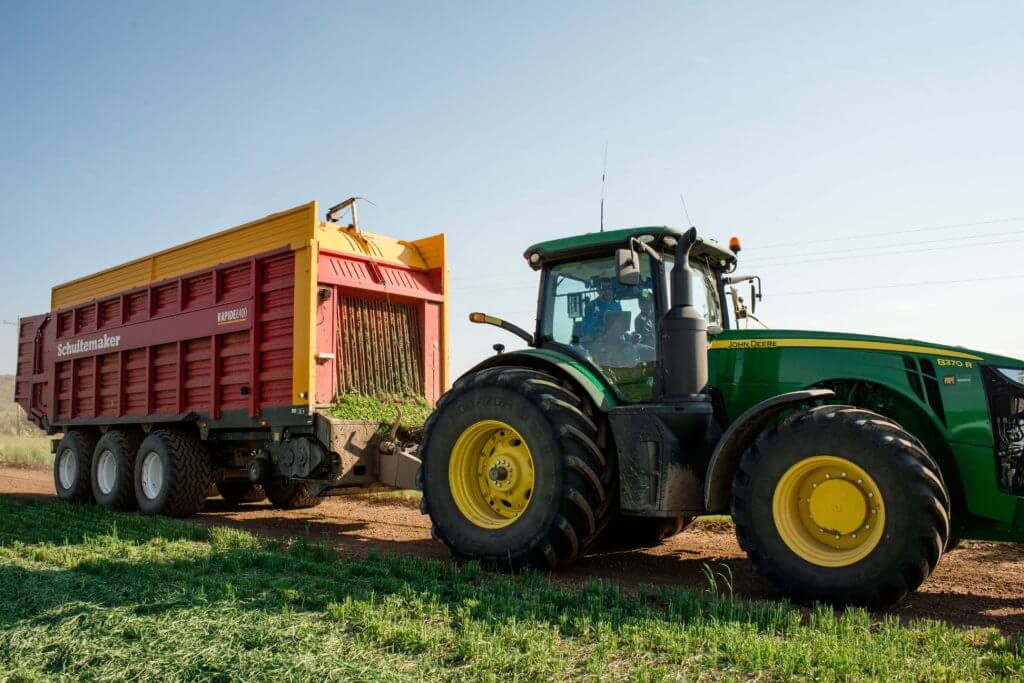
[772,455,886,567]
[449,419,535,529]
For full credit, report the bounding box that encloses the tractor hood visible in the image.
[710,328,1024,369]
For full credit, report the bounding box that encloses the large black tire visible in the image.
[134,429,211,517]
[419,367,614,570]
[601,515,694,550]
[265,478,322,509]
[53,429,98,503]
[217,481,267,505]
[732,405,950,607]
[91,429,142,511]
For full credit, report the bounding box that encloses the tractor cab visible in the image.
[524,227,736,402]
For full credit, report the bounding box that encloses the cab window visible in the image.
[543,255,658,401]
[664,256,721,326]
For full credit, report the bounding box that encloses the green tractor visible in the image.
[417,225,1024,606]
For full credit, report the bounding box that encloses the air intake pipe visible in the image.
[658,227,708,398]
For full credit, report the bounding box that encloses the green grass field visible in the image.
[0,435,52,467]
[0,496,1021,681]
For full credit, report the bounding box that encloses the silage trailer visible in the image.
[15,199,444,513]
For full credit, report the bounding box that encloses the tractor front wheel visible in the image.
[420,367,613,570]
[732,405,950,607]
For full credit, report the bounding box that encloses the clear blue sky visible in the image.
[2,1,1022,377]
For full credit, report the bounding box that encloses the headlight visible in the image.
[996,367,1024,386]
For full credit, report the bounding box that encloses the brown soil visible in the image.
[2,464,1022,633]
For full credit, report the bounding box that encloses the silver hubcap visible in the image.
[96,450,117,496]
[58,448,77,489]
[140,451,164,500]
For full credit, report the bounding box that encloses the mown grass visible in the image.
[0,496,1021,681]
[0,435,52,467]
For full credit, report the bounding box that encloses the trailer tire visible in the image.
[732,405,950,607]
[217,481,267,505]
[134,429,211,517]
[54,429,99,503]
[91,429,141,511]
[265,478,322,509]
[420,367,614,570]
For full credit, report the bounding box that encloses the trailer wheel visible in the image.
[420,367,613,570]
[265,478,322,509]
[54,429,98,503]
[217,481,267,505]
[134,429,211,517]
[732,405,950,607]
[91,429,141,510]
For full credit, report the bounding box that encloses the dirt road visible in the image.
[2,463,1022,632]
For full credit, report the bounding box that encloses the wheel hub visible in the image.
[140,451,164,501]
[58,448,77,490]
[449,420,535,529]
[772,454,886,567]
[808,479,867,535]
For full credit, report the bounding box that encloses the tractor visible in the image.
[416,224,1024,606]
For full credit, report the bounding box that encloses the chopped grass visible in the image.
[0,435,53,467]
[321,391,432,441]
[0,495,1021,681]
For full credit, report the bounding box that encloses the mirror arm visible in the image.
[630,237,663,262]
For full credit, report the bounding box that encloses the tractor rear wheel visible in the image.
[419,367,614,570]
[217,481,267,505]
[732,405,950,607]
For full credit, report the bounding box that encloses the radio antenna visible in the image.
[679,193,694,228]
[600,139,608,232]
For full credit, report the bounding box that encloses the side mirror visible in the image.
[615,247,641,287]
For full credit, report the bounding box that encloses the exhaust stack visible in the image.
[658,227,708,397]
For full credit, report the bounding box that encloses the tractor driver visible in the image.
[633,290,656,347]
[579,281,622,341]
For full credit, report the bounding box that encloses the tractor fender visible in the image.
[702,389,835,513]
[464,348,618,412]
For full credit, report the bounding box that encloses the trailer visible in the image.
[14,199,446,514]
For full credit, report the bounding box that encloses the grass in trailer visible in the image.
[0,495,1021,681]
[321,391,432,441]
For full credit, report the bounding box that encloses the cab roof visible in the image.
[524,226,737,270]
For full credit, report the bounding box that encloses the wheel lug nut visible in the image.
[841,472,847,477]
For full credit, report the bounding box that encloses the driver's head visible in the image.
[598,283,614,303]
[640,292,654,314]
